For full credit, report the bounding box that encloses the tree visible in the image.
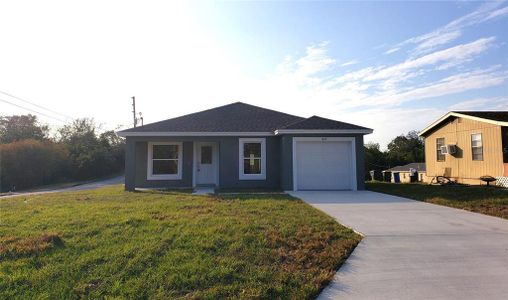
[58,119,124,179]
[386,130,424,166]
[0,114,49,143]
[365,142,389,172]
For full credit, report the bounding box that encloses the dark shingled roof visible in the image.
[120,102,371,134]
[120,102,305,133]
[453,111,508,122]
[385,163,426,173]
[280,115,371,130]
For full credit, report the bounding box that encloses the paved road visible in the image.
[0,176,124,199]
[290,191,508,300]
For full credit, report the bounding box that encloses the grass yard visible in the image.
[366,182,508,219]
[0,186,360,299]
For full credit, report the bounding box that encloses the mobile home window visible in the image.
[436,138,445,161]
[471,134,483,161]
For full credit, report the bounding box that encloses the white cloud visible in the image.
[393,2,508,55]
[363,37,495,82]
[484,5,508,21]
[412,30,462,54]
[449,96,508,111]
[362,67,508,106]
[340,60,359,67]
[384,47,400,55]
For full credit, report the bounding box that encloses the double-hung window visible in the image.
[471,133,483,161]
[147,142,182,180]
[436,138,445,161]
[239,138,266,180]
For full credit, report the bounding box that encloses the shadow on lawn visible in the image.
[366,182,508,202]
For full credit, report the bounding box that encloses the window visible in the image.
[436,138,445,161]
[201,146,212,164]
[471,133,483,161]
[239,138,266,180]
[147,142,182,180]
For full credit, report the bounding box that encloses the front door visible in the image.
[196,142,217,185]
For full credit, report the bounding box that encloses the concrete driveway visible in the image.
[289,191,508,300]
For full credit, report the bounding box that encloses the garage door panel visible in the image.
[295,140,354,190]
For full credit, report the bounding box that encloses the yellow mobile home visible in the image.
[419,111,508,186]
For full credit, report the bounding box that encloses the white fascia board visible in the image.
[419,112,508,137]
[117,131,274,137]
[274,129,373,135]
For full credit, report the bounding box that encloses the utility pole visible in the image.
[132,96,137,127]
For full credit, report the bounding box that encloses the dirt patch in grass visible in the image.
[0,233,63,258]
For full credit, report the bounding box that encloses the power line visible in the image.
[0,97,69,123]
[0,90,74,120]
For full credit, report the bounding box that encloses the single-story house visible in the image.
[419,111,508,186]
[382,163,429,183]
[117,102,373,191]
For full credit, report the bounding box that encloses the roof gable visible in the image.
[419,111,508,137]
[280,115,371,130]
[452,111,508,122]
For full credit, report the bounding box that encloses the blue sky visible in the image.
[0,1,507,146]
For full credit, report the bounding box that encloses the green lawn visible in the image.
[0,186,360,299]
[366,182,508,219]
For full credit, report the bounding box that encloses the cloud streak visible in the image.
[392,2,508,55]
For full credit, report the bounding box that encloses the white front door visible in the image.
[196,142,217,185]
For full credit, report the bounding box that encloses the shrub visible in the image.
[0,139,70,191]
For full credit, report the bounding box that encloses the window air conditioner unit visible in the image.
[440,145,456,155]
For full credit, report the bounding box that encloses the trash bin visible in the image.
[383,171,392,182]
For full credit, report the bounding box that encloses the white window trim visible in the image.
[436,137,445,162]
[147,142,183,180]
[238,138,266,180]
[292,137,357,191]
[471,133,483,161]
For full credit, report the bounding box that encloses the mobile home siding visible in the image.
[424,117,504,184]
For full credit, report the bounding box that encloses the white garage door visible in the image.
[294,138,355,190]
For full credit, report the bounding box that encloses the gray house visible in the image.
[118,102,373,191]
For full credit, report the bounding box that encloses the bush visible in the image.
[0,139,70,191]
[0,116,125,192]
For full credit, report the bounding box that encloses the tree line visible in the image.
[364,130,425,176]
[0,115,124,192]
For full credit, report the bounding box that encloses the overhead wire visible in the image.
[0,97,69,123]
[0,90,74,121]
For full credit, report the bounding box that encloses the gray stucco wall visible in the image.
[124,136,281,190]
[218,136,281,189]
[124,134,366,191]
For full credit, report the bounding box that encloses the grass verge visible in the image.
[0,186,360,299]
[366,182,508,219]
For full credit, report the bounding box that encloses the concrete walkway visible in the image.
[290,191,508,300]
[0,176,124,199]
